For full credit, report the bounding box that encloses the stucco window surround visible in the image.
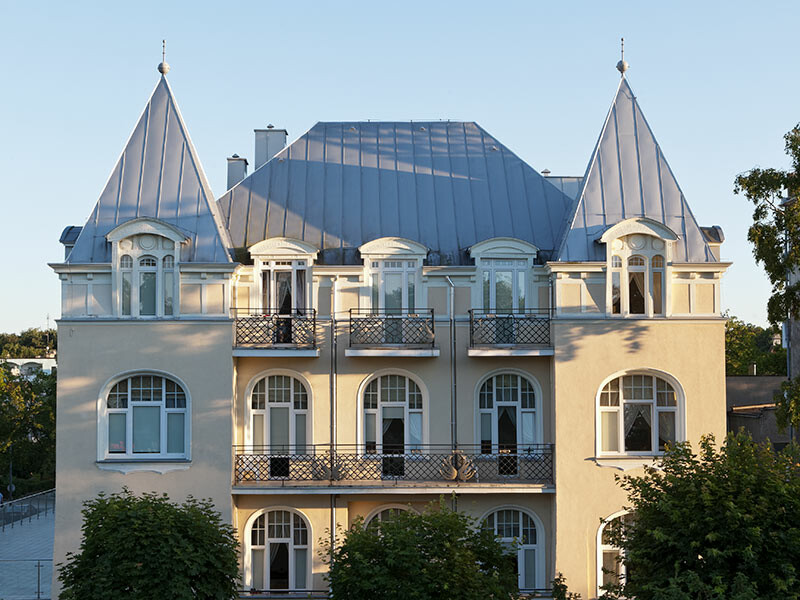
[108,218,188,318]
[248,238,318,313]
[479,506,545,591]
[359,238,427,312]
[599,218,678,318]
[364,503,417,527]
[469,238,538,312]
[243,370,313,456]
[96,370,191,472]
[596,510,631,596]
[356,369,429,450]
[474,370,544,454]
[595,369,685,460]
[243,507,312,592]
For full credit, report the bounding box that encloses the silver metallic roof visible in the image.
[217,121,573,264]
[556,77,715,262]
[67,77,231,264]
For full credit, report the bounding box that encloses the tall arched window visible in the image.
[478,373,539,475]
[597,512,632,595]
[481,508,542,590]
[247,510,310,591]
[104,373,188,459]
[598,373,680,455]
[114,232,178,318]
[365,504,413,528]
[606,233,669,317]
[248,374,310,478]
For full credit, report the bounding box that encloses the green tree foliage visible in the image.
[725,313,786,375]
[322,500,519,600]
[58,489,240,600]
[0,369,56,496]
[552,572,582,599]
[0,328,57,358]
[735,125,800,325]
[603,433,800,600]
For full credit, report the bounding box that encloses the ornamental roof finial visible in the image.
[616,37,629,76]
[158,40,170,75]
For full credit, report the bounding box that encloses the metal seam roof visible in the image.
[66,76,231,264]
[556,77,715,263]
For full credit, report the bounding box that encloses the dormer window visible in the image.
[482,258,527,312]
[369,260,417,313]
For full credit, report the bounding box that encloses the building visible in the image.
[727,375,790,450]
[0,358,57,378]
[49,57,729,598]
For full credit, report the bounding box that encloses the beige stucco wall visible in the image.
[52,319,235,597]
[551,318,726,598]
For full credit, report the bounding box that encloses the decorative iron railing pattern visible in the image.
[234,444,553,485]
[469,309,552,347]
[233,309,316,348]
[348,309,435,347]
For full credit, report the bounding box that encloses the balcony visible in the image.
[233,444,553,488]
[233,309,318,357]
[346,309,438,357]
[468,309,553,357]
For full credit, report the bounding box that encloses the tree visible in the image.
[58,489,240,600]
[0,369,56,497]
[603,433,800,600]
[725,313,786,376]
[0,328,57,358]
[734,125,800,326]
[322,499,519,600]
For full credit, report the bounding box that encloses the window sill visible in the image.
[592,455,662,471]
[97,459,191,474]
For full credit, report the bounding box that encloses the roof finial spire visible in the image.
[158,40,170,75]
[616,37,629,76]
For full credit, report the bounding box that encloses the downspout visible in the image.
[446,277,457,450]
[330,276,339,549]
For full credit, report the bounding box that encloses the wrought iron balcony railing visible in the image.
[469,309,552,347]
[349,309,435,348]
[234,444,553,485]
[233,308,316,348]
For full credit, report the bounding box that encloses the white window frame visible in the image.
[364,504,416,527]
[113,237,179,318]
[256,259,311,313]
[596,371,683,457]
[97,371,191,462]
[596,510,630,597]
[480,506,544,591]
[475,371,543,452]
[357,370,428,450]
[244,371,312,451]
[243,508,312,592]
[480,258,528,312]
[366,259,420,313]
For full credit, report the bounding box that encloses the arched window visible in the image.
[597,513,632,595]
[138,256,158,316]
[607,235,668,317]
[478,373,539,475]
[482,508,542,590]
[365,505,412,528]
[114,232,178,318]
[104,373,188,458]
[362,374,424,477]
[598,373,680,455]
[248,375,310,478]
[248,510,310,591]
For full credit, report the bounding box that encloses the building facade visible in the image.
[50,62,728,598]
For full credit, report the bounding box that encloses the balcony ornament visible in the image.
[440,450,476,482]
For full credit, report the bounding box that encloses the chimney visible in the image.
[254,124,288,170]
[226,154,248,190]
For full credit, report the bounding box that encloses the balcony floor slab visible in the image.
[345,348,440,358]
[232,482,554,494]
[233,348,320,357]
[468,347,554,357]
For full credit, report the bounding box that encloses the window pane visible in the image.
[270,407,290,451]
[109,413,126,453]
[164,271,174,316]
[384,273,402,313]
[629,271,645,314]
[524,549,536,590]
[603,549,622,586]
[262,271,270,310]
[652,271,663,314]
[658,411,676,451]
[382,406,404,450]
[409,412,422,449]
[517,271,526,310]
[122,272,132,315]
[269,543,289,589]
[612,271,621,314]
[276,271,292,314]
[371,273,379,311]
[251,549,265,590]
[521,412,535,446]
[365,413,376,452]
[295,269,306,309]
[253,414,264,447]
[139,272,156,316]
[624,404,652,452]
[295,414,306,453]
[294,548,307,589]
[167,413,184,454]
[133,406,160,453]
[495,271,513,312]
[407,279,415,313]
[483,271,491,309]
[481,412,492,453]
[601,411,619,452]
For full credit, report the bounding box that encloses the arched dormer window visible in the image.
[359,238,427,314]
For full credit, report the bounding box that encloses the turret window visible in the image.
[607,235,668,317]
[115,234,177,318]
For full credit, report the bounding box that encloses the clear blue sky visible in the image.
[1,0,795,333]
